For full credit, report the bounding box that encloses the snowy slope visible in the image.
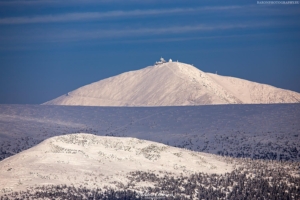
[0,104,299,162]
[206,73,300,104]
[43,62,300,106]
[1,133,299,199]
[0,133,232,193]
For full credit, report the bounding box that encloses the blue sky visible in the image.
[0,0,299,104]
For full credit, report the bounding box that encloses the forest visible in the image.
[2,158,299,200]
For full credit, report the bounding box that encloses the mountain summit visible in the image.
[43,60,300,106]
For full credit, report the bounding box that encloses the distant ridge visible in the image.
[43,61,300,106]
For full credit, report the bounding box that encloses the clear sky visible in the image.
[0,0,299,104]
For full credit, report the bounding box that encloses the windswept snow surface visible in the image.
[0,104,299,162]
[43,62,300,106]
[0,133,232,193]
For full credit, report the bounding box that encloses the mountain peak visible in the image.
[43,61,300,106]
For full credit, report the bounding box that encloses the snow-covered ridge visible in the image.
[0,133,232,193]
[43,61,300,106]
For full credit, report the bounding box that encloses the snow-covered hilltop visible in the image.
[1,133,299,199]
[0,133,232,193]
[43,60,300,106]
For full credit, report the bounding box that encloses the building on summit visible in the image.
[155,57,172,65]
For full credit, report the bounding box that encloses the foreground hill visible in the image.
[0,104,299,162]
[1,134,299,199]
[0,133,232,193]
[43,62,300,106]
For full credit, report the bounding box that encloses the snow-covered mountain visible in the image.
[43,61,300,106]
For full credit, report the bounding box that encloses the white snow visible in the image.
[43,62,300,106]
[0,133,233,193]
[0,104,299,195]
